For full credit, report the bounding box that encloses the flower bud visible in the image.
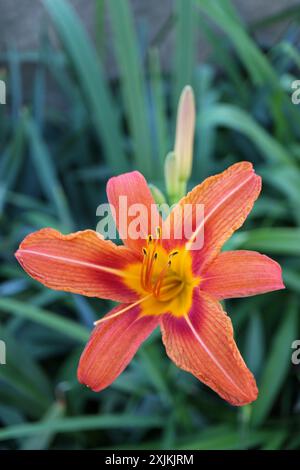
[164,151,179,202]
[148,183,167,205]
[174,85,195,181]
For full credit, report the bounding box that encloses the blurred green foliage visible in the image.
[0,0,300,450]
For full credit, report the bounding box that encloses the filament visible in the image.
[93,294,152,326]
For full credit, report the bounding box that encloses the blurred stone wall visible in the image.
[0,0,299,108]
[1,0,299,71]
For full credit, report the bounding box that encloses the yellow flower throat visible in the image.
[125,229,200,317]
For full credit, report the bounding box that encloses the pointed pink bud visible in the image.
[174,85,196,180]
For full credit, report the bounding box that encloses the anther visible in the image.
[154,252,158,260]
[142,248,147,256]
[148,234,153,243]
[156,226,161,239]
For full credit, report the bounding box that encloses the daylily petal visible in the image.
[166,162,261,271]
[201,250,285,300]
[160,290,258,406]
[15,228,139,302]
[106,171,162,252]
[78,304,159,391]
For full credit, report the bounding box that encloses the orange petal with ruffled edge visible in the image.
[160,289,258,406]
[78,304,159,391]
[15,228,139,302]
[201,250,285,300]
[106,171,162,253]
[166,162,261,272]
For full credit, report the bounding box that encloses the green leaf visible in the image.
[138,347,172,405]
[173,0,196,101]
[177,425,272,450]
[262,430,288,450]
[251,297,297,426]
[0,414,164,441]
[249,5,300,31]
[283,269,300,295]
[195,65,218,176]
[260,165,300,225]
[203,104,293,165]
[106,0,153,176]
[0,298,90,343]
[26,118,73,231]
[0,329,52,417]
[244,313,265,378]
[95,0,106,56]
[232,228,300,255]
[197,0,277,86]
[0,111,27,215]
[21,401,65,450]
[43,0,127,173]
[149,49,169,171]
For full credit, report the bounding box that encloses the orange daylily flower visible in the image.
[15,162,284,406]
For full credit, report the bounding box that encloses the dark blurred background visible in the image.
[0,0,300,450]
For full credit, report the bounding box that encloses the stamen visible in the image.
[93,294,152,326]
[156,226,161,239]
[141,235,181,300]
[145,249,156,289]
[154,260,172,297]
[141,257,147,290]
[141,239,158,291]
